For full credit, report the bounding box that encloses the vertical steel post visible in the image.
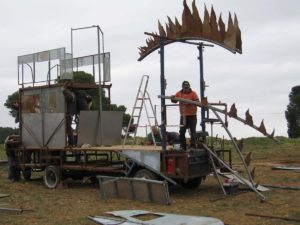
[41,88,45,146]
[48,52,51,85]
[17,59,20,86]
[96,26,103,145]
[101,30,105,81]
[33,57,36,86]
[21,64,24,88]
[92,56,95,81]
[198,43,206,136]
[71,28,74,76]
[159,38,167,150]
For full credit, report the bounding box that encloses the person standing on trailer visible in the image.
[63,89,77,146]
[171,81,199,150]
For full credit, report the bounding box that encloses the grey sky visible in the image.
[0,0,299,138]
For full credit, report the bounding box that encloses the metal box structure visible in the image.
[21,86,66,148]
[20,85,123,149]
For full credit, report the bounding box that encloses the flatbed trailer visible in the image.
[3,73,217,189]
[13,143,213,189]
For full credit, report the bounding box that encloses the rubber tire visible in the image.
[133,169,158,180]
[181,177,202,189]
[43,165,61,189]
[22,169,31,181]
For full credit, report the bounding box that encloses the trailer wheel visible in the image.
[44,165,61,189]
[182,177,202,189]
[133,169,158,180]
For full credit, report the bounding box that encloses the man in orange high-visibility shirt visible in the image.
[171,81,199,150]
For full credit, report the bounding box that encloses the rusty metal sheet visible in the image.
[21,87,66,148]
[138,0,242,61]
[42,87,65,113]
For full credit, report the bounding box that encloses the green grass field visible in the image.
[0,137,299,225]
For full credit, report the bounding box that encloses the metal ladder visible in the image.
[123,75,160,146]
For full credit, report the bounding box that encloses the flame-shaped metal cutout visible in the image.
[270,129,275,138]
[138,0,242,61]
[258,120,267,135]
[245,151,252,167]
[250,167,256,180]
[245,109,253,126]
[228,103,237,118]
[237,138,244,151]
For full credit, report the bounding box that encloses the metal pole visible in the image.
[99,27,105,72]
[92,56,95,81]
[41,88,45,147]
[48,52,51,85]
[31,54,35,86]
[0,207,33,213]
[17,58,20,86]
[22,64,24,88]
[198,43,206,136]
[97,26,103,145]
[71,28,74,74]
[154,104,158,126]
[159,38,167,150]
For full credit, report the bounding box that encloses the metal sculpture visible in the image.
[138,0,242,61]
[138,1,276,200]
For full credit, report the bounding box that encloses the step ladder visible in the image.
[123,75,160,146]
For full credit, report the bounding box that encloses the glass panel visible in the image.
[103,52,111,82]
[18,47,74,84]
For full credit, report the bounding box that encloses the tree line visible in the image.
[285,85,300,138]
